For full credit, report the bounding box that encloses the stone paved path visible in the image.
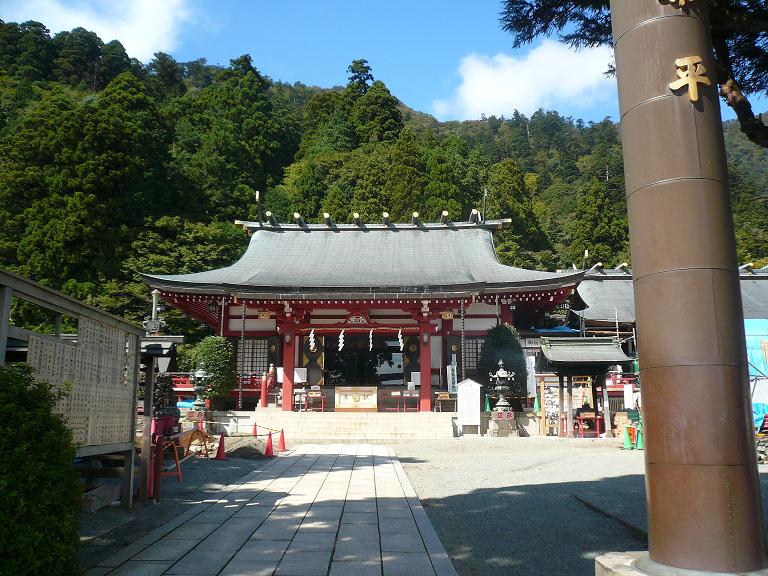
[88,444,457,576]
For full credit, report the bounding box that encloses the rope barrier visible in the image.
[186,417,283,434]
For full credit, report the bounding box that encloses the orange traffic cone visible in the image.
[214,432,227,460]
[252,421,258,438]
[264,431,274,457]
[278,429,286,452]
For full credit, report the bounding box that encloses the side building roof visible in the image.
[142,220,583,299]
[572,266,768,323]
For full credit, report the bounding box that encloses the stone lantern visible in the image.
[192,364,210,412]
[489,359,514,412]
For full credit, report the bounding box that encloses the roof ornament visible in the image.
[265,211,278,226]
[382,212,391,225]
[255,190,263,225]
[440,211,450,225]
[323,212,333,227]
[411,212,420,225]
[469,208,480,224]
[294,212,306,227]
[739,262,754,275]
[353,212,362,226]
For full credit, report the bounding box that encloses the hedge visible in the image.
[0,365,82,575]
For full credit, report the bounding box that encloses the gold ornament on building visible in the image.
[661,0,692,7]
[669,56,710,102]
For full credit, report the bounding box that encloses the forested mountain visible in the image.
[1,19,766,332]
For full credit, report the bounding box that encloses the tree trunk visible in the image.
[719,79,768,149]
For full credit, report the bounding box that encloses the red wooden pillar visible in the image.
[260,372,269,409]
[419,323,432,412]
[282,331,295,412]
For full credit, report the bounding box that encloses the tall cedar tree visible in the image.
[567,177,629,267]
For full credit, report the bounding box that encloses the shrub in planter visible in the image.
[0,365,81,575]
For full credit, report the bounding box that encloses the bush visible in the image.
[0,365,82,575]
[477,324,528,397]
[188,336,236,398]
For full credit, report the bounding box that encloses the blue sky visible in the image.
[3,0,762,123]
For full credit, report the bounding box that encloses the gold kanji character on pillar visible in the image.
[669,56,711,102]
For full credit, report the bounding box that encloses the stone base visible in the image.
[487,412,518,437]
[596,552,768,576]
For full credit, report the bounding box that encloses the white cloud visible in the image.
[2,0,193,62]
[433,40,615,120]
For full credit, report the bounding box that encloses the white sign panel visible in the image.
[276,368,309,383]
[526,356,537,396]
[446,365,458,394]
[457,378,482,428]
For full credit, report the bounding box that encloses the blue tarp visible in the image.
[534,325,580,334]
[745,319,768,379]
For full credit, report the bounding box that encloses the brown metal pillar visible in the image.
[610,1,766,572]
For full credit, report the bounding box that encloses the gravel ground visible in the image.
[392,437,768,576]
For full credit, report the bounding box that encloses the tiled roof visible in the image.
[573,268,768,322]
[540,337,632,365]
[142,221,583,297]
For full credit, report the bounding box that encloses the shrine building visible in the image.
[142,211,583,412]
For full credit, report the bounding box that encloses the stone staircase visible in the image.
[212,409,458,440]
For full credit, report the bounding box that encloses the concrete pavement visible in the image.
[87,444,457,576]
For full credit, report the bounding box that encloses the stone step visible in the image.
[212,410,457,439]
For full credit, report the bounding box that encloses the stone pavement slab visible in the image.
[93,444,457,576]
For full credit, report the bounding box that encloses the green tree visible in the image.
[478,324,528,398]
[146,52,186,99]
[99,40,130,88]
[486,159,555,268]
[567,177,629,267]
[350,80,403,143]
[96,216,248,329]
[0,20,55,81]
[730,166,768,263]
[499,0,768,148]
[321,184,354,222]
[189,336,236,398]
[52,27,103,88]
[346,58,374,97]
[172,55,296,221]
